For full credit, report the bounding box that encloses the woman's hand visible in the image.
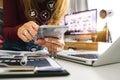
[17,21,39,42]
[35,37,65,54]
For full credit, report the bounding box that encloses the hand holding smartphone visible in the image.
[33,25,68,40]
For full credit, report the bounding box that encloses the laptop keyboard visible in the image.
[71,54,98,59]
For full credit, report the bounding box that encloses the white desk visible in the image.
[1,58,120,80]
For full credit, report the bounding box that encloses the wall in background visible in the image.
[60,0,88,25]
[88,0,120,42]
[67,0,88,14]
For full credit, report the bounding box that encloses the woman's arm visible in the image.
[2,0,26,41]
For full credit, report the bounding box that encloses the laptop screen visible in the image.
[64,9,97,35]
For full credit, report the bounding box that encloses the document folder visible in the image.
[0,50,69,78]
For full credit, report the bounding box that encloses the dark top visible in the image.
[2,0,56,41]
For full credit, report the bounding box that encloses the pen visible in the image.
[50,53,57,59]
[20,54,28,66]
[0,66,35,75]
[50,42,58,59]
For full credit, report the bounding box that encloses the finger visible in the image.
[23,29,33,41]
[29,21,39,31]
[44,38,64,53]
[22,35,29,42]
[17,27,29,42]
[34,39,46,45]
[45,38,64,46]
[26,26,38,37]
[42,42,52,53]
[41,42,52,53]
[53,45,64,53]
[43,42,63,54]
[24,21,38,37]
[19,32,28,42]
[50,45,63,54]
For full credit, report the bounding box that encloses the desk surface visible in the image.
[1,58,120,80]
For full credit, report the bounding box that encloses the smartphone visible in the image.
[33,25,68,40]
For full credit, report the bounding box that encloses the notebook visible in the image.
[0,50,69,78]
[57,37,120,66]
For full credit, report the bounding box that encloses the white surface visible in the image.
[1,59,120,80]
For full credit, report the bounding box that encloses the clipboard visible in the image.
[0,50,70,78]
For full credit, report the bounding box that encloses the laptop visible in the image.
[57,37,120,66]
[57,9,120,66]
